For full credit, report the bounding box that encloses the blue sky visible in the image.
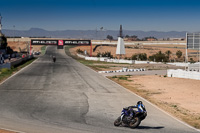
[1,0,200,31]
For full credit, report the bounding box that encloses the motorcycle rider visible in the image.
[52,55,56,62]
[115,101,147,127]
[125,101,146,118]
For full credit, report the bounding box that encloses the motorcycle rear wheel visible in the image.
[129,117,141,128]
[114,116,121,126]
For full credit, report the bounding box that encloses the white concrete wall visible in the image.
[167,62,189,67]
[77,54,164,64]
[77,54,87,59]
[167,69,200,80]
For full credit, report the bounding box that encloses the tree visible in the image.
[107,35,113,41]
[125,35,130,38]
[96,51,113,58]
[165,50,172,59]
[142,36,157,41]
[190,58,195,63]
[149,51,168,62]
[176,50,182,58]
[131,53,147,60]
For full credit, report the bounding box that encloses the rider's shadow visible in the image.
[137,126,164,129]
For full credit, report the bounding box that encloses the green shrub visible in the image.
[96,52,101,57]
[112,75,117,78]
[76,48,84,54]
[1,68,11,74]
[131,53,147,60]
[176,50,182,58]
[149,51,168,62]
[96,51,113,58]
[190,58,196,63]
[118,76,128,80]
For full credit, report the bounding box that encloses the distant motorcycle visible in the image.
[52,56,56,63]
[114,107,147,128]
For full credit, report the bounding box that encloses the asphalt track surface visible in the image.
[0,46,199,133]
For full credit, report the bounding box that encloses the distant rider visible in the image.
[52,55,56,62]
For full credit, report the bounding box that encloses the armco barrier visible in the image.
[167,69,200,80]
[0,55,33,69]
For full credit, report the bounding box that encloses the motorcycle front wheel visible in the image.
[129,117,141,128]
[114,116,121,126]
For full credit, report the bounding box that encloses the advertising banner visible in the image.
[31,40,91,46]
[58,40,64,45]
[63,40,91,45]
[31,40,58,45]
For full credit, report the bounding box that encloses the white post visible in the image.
[199,34,200,72]
[185,33,188,71]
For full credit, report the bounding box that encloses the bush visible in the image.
[149,51,168,62]
[176,50,182,58]
[76,48,84,54]
[112,75,117,78]
[131,53,147,60]
[96,52,101,57]
[118,76,128,80]
[190,58,196,63]
[1,68,11,74]
[96,51,113,58]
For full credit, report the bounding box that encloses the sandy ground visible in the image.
[7,41,43,53]
[111,75,200,128]
[129,75,200,114]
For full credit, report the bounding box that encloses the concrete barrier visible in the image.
[167,62,190,67]
[167,69,200,80]
[77,54,86,59]
[77,54,169,65]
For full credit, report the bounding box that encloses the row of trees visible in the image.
[106,35,157,41]
[77,48,188,62]
[94,50,183,62]
[130,50,183,62]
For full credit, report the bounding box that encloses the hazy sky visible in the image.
[1,0,200,31]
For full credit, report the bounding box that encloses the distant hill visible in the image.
[2,28,187,40]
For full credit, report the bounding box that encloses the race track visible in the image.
[0,46,198,133]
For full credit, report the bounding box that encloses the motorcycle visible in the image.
[52,56,56,63]
[114,107,147,128]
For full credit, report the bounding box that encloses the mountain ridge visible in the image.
[2,28,188,39]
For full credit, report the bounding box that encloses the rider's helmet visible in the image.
[137,101,143,105]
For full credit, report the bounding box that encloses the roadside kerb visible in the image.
[98,68,145,74]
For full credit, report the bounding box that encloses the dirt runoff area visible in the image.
[0,129,16,133]
[110,75,200,129]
